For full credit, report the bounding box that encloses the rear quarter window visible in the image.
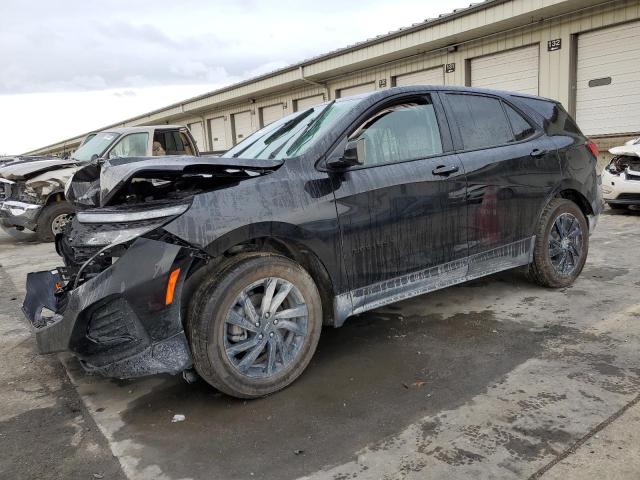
[513,97,583,137]
[504,104,536,141]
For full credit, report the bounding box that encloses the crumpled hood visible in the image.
[609,144,640,157]
[66,155,284,208]
[0,157,81,181]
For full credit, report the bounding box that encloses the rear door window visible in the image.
[446,94,513,150]
[349,98,444,167]
[153,131,195,155]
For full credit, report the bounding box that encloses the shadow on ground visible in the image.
[110,301,557,480]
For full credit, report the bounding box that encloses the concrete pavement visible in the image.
[1,209,640,479]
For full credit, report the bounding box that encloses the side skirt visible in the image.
[333,237,535,327]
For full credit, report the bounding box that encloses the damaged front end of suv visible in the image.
[602,138,640,209]
[23,155,283,378]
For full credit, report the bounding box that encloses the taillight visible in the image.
[587,141,599,159]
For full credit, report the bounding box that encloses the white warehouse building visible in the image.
[27,0,640,160]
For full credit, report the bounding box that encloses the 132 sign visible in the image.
[548,39,562,51]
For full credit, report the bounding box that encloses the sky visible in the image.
[0,0,471,154]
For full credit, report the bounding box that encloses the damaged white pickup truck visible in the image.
[0,125,199,241]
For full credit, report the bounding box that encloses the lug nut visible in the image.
[255,322,260,327]
[273,319,278,325]
[258,334,264,339]
[269,332,274,338]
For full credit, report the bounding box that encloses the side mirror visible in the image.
[326,137,365,170]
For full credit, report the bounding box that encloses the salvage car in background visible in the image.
[602,137,640,210]
[24,86,602,398]
[0,125,198,241]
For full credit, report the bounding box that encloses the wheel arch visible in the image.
[537,180,594,224]
[44,190,66,206]
[181,222,341,327]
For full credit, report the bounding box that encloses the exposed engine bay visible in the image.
[58,155,284,288]
[606,155,640,176]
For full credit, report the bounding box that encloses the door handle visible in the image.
[530,148,548,158]
[432,165,459,176]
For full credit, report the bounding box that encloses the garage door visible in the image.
[394,67,445,86]
[208,117,227,151]
[471,45,539,95]
[232,111,252,144]
[188,121,205,150]
[576,21,640,136]
[261,104,284,127]
[294,94,325,111]
[337,82,376,98]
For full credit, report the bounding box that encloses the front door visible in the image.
[330,94,467,314]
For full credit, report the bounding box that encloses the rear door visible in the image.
[441,92,560,263]
[329,93,467,313]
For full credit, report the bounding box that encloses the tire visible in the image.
[36,201,74,242]
[188,253,323,398]
[527,198,589,288]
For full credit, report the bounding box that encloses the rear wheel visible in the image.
[36,201,74,242]
[527,198,589,288]
[188,253,322,398]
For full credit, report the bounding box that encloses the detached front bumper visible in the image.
[0,200,43,230]
[23,236,194,378]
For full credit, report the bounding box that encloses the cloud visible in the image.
[0,0,470,95]
[113,90,137,98]
[0,0,472,152]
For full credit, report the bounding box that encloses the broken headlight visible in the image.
[76,203,189,223]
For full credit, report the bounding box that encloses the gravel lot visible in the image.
[1,209,640,480]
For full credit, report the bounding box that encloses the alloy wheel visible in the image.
[549,212,583,275]
[223,277,309,379]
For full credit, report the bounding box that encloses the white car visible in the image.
[601,137,640,210]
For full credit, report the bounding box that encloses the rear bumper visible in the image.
[0,200,42,230]
[23,237,194,378]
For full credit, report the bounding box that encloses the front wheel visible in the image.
[527,198,589,288]
[188,253,323,398]
[36,201,74,242]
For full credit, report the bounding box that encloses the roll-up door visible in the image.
[576,21,640,136]
[187,121,205,149]
[471,45,539,95]
[394,67,445,86]
[260,103,285,127]
[337,82,376,98]
[232,111,252,144]
[294,94,325,111]
[208,117,227,151]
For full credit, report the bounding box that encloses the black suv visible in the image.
[24,86,602,398]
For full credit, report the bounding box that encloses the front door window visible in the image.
[108,132,149,158]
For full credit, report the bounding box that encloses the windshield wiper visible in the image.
[283,100,336,157]
[263,108,314,145]
[232,109,314,158]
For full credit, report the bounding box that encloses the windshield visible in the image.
[72,132,120,161]
[223,99,359,160]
